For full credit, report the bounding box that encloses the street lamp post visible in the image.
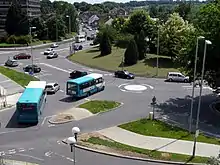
[66,15,71,34]
[72,127,80,141]
[29,26,36,74]
[189,36,205,133]
[67,137,76,165]
[156,27,159,76]
[192,40,212,157]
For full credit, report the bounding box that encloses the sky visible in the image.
[50,0,144,4]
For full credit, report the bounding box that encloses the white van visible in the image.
[166,72,189,83]
[75,35,86,43]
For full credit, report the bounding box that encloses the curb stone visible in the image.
[96,102,124,115]
[2,159,39,165]
[48,117,74,125]
[61,139,204,165]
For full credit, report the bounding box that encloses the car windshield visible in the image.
[47,48,52,51]
[124,71,129,75]
[46,85,53,88]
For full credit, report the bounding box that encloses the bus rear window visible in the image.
[18,103,36,111]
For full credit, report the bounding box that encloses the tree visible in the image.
[100,31,112,56]
[124,39,139,66]
[112,17,126,32]
[31,17,46,40]
[207,153,220,165]
[5,0,29,35]
[159,12,195,60]
[174,2,192,20]
[134,30,147,60]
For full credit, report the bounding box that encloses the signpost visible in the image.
[151,96,157,120]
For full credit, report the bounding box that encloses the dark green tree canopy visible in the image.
[100,31,112,56]
[124,39,139,66]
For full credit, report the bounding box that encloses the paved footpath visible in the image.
[2,159,38,165]
[98,127,220,158]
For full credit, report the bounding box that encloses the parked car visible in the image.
[23,65,41,73]
[114,70,135,79]
[5,59,18,67]
[13,53,31,60]
[44,48,54,55]
[47,52,58,59]
[45,83,60,94]
[74,45,83,51]
[50,43,59,48]
[69,70,87,79]
[166,72,189,83]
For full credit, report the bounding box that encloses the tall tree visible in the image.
[159,12,195,60]
[174,2,192,20]
[100,31,112,56]
[5,0,29,35]
[124,39,139,65]
[134,30,147,60]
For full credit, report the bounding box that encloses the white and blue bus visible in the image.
[16,81,47,124]
[66,73,105,97]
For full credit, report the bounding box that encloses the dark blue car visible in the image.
[114,70,135,79]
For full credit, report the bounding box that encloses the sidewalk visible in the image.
[2,159,38,165]
[98,127,220,158]
[0,38,75,51]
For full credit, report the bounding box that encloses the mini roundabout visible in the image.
[118,83,154,93]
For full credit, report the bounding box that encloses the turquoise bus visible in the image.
[16,81,47,124]
[66,73,105,97]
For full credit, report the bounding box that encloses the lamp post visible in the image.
[156,26,159,76]
[192,40,212,157]
[29,26,36,74]
[189,36,205,133]
[66,136,76,165]
[66,15,71,34]
[151,96,157,120]
[72,127,80,141]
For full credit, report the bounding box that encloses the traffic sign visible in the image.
[151,96,156,105]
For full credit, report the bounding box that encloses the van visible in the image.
[75,35,86,43]
[167,72,189,83]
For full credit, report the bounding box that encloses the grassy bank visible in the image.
[68,47,179,78]
[119,118,220,145]
[82,136,209,163]
[78,100,121,114]
[0,66,38,87]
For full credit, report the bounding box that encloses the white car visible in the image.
[166,72,189,83]
[44,48,54,55]
[45,83,60,93]
[51,43,59,48]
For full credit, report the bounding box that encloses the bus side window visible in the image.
[95,79,99,84]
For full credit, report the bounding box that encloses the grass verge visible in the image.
[0,66,39,87]
[68,47,179,78]
[82,136,209,163]
[119,118,220,145]
[78,100,121,114]
[0,40,52,47]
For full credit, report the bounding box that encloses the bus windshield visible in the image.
[67,83,77,94]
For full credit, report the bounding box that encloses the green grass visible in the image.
[78,100,121,114]
[68,47,179,78]
[119,118,220,145]
[0,66,39,87]
[83,137,209,163]
[0,40,52,47]
[0,43,22,47]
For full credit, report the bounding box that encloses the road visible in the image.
[0,36,217,164]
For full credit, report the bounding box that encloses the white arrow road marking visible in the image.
[54,152,75,162]
[8,149,16,154]
[39,63,70,73]
[45,151,53,157]
[16,153,44,161]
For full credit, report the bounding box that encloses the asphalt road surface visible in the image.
[0,39,217,165]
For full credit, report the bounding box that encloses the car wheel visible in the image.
[168,78,172,82]
[184,79,188,83]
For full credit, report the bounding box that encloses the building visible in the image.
[109,8,129,18]
[0,0,41,36]
[88,15,99,28]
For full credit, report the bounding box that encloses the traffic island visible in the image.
[119,118,220,145]
[0,66,38,87]
[68,132,209,164]
[78,100,122,114]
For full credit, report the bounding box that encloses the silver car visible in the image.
[45,83,60,94]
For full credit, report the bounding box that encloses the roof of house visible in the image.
[105,18,114,25]
[88,15,100,24]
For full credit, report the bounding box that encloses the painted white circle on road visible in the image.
[124,85,147,91]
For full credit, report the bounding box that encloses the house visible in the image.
[88,15,100,28]
[105,18,114,25]
[109,8,129,17]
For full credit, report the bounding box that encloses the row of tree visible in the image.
[4,0,79,43]
[97,0,220,89]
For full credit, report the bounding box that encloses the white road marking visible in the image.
[54,152,75,162]
[39,63,70,73]
[8,149,16,154]
[15,153,44,161]
[18,148,26,152]
[0,51,19,55]
[35,73,52,78]
[40,48,69,54]
[59,89,64,92]
[142,84,154,89]
[45,151,53,157]
[0,151,5,156]
[41,117,47,126]
[28,148,34,151]
[84,98,90,101]
[0,80,11,84]
[48,124,56,127]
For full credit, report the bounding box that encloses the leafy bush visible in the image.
[115,33,133,48]
[6,35,16,44]
[16,35,31,44]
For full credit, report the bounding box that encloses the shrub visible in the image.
[115,33,133,48]
[6,35,16,44]
[124,39,139,66]
[16,35,31,44]
[100,32,112,56]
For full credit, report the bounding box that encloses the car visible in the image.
[89,28,92,31]
[50,43,58,48]
[5,59,18,67]
[74,45,83,51]
[45,83,60,94]
[69,70,88,79]
[23,65,41,73]
[13,53,31,60]
[47,52,58,59]
[44,48,54,55]
[114,70,135,79]
[166,72,189,82]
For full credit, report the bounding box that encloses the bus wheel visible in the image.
[87,92,90,97]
